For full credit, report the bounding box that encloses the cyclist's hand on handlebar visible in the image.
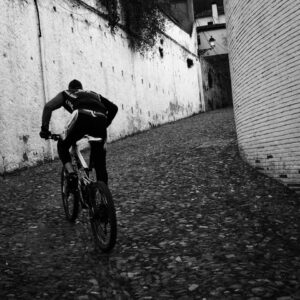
[39,126,51,139]
[50,134,61,141]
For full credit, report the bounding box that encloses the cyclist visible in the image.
[39,79,118,190]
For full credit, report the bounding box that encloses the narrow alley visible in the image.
[0,108,299,300]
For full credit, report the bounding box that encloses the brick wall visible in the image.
[0,0,203,173]
[224,0,300,192]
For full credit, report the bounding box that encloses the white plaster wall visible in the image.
[0,0,48,173]
[0,0,203,173]
[165,18,196,53]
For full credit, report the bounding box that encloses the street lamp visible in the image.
[198,36,216,56]
[208,36,215,48]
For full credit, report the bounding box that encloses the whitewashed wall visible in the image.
[0,0,203,173]
[0,1,45,172]
[224,0,300,192]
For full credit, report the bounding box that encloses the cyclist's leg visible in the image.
[59,113,97,191]
[57,112,87,185]
[88,115,108,184]
[90,140,108,185]
[61,110,81,174]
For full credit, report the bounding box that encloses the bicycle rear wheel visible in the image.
[89,181,117,252]
[61,167,79,222]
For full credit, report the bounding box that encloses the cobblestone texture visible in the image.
[0,108,299,300]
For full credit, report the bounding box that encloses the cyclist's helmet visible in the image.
[68,79,83,90]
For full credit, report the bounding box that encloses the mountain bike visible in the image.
[49,134,117,252]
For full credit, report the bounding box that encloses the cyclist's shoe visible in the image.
[67,172,79,193]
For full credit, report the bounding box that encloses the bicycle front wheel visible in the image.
[89,181,117,252]
[61,167,79,222]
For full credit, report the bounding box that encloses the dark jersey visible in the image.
[42,89,118,131]
[62,90,107,114]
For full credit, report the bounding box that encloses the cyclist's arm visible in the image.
[41,92,64,130]
[100,95,118,127]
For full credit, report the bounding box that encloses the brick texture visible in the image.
[224,0,300,192]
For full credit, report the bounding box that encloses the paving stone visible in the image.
[0,108,299,299]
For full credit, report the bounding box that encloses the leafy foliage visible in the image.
[96,0,169,53]
[95,0,120,32]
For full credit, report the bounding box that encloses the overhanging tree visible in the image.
[96,0,170,53]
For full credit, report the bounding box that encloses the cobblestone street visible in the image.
[0,108,299,300]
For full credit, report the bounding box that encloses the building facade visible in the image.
[194,2,232,111]
[224,0,300,193]
[195,3,227,56]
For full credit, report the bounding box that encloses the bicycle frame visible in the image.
[49,133,117,252]
[71,136,103,186]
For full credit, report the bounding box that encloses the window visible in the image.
[159,47,164,58]
[187,58,194,68]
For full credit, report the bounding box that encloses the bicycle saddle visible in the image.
[85,135,103,142]
[76,135,103,149]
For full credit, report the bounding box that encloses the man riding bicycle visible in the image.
[39,79,118,190]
